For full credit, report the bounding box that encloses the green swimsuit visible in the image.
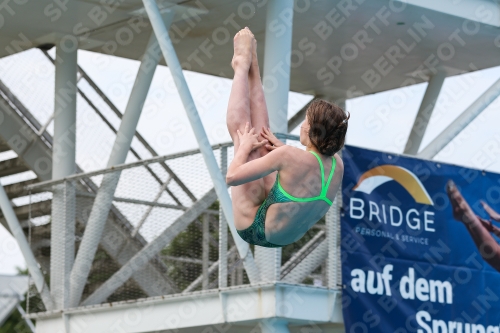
[236,151,336,248]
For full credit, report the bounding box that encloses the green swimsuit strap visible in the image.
[308,151,337,198]
[276,151,336,205]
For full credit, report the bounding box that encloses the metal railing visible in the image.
[25,134,341,310]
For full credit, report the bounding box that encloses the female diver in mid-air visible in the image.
[225,27,349,248]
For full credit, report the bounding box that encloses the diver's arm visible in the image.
[226,146,287,186]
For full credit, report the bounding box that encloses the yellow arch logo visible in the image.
[353,165,434,205]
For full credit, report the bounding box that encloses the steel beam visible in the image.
[263,0,294,131]
[218,146,228,288]
[419,76,500,159]
[80,188,218,306]
[327,191,341,289]
[404,71,446,155]
[394,0,500,27]
[51,39,77,310]
[324,137,343,290]
[257,0,294,283]
[69,26,169,307]
[0,183,54,310]
[143,0,260,283]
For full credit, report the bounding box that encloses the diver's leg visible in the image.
[248,32,271,156]
[447,181,500,272]
[227,28,265,230]
[247,31,278,194]
[227,29,253,148]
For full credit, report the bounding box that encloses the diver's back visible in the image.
[264,145,344,245]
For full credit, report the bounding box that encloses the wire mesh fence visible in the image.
[23,136,341,312]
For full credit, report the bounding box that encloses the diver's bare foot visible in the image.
[481,200,500,222]
[446,180,478,225]
[232,27,253,72]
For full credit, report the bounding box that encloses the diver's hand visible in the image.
[261,127,284,151]
[237,122,267,152]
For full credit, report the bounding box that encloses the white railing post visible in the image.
[219,146,228,288]
[327,98,345,290]
[51,37,77,310]
[202,213,210,290]
[327,180,342,289]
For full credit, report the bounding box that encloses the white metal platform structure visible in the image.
[32,283,343,333]
[0,0,499,332]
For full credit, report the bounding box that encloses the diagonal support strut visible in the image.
[81,188,218,306]
[142,0,260,283]
[404,70,446,155]
[418,76,500,159]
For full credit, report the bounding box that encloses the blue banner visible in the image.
[341,145,500,333]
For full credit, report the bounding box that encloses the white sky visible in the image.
[0,49,499,275]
